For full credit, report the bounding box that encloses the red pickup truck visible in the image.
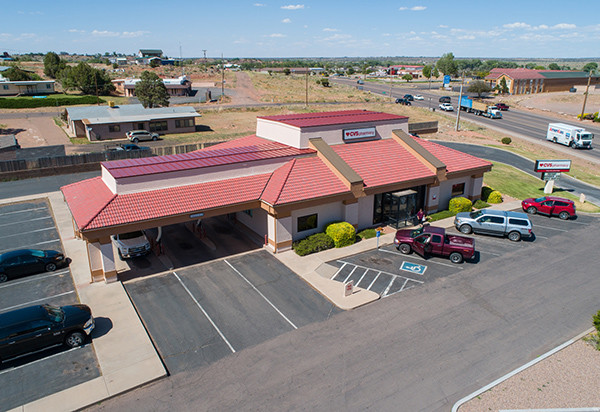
[393,226,475,264]
[495,102,509,111]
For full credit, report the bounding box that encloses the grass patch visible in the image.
[485,162,600,213]
[357,228,377,239]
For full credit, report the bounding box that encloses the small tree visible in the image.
[582,62,598,73]
[548,63,560,70]
[283,68,291,75]
[149,59,160,68]
[60,63,114,95]
[497,78,509,94]
[422,65,432,79]
[43,52,66,79]
[468,80,492,97]
[135,71,170,108]
[436,52,458,76]
[432,67,440,78]
[402,74,413,82]
[3,66,40,81]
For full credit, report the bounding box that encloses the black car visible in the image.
[439,96,451,103]
[0,304,94,364]
[108,144,150,152]
[0,249,70,283]
[395,98,411,105]
[403,94,414,101]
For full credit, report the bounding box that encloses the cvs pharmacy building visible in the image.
[62,110,491,282]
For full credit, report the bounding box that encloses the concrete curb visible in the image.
[451,328,596,412]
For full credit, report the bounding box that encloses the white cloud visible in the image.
[253,3,265,6]
[282,18,291,23]
[323,28,339,32]
[91,30,147,38]
[503,22,531,29]
[68,29,85,33]
[281,4,304,10]
[552,23,576,29]
[399,6,426,11]
[439,24,449,28]
[267,33,286,37]
[458,35,475,40]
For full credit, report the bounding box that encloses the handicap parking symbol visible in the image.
[400,261,427,275]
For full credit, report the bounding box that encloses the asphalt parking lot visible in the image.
[0,199,100,410]
[328,210,594,299]
[125,249,342,375]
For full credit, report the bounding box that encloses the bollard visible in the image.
[580,193,586,203]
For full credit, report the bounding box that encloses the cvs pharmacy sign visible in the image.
[343,127,376,141]
[534,159,571,172]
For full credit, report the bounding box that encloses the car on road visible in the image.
[413,94,424,100]
[112,231,151,260]
[0,249,70,283]
[495,102,509,111]
[439,103,454,111]
[521,196,576,220]
[454,209,533,241]
[0,304,94,364]
[109,144,151,152]
[126,130,159,143]
[403,94,414,101]
[394,226,475,263]
[439,96,451,103]
[395,98,411,105]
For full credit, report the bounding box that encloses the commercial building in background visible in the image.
[61,110,491,283]
[65,104,200,141]
[112,76,192,97]
[485,68,600,95]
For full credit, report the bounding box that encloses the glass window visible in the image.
[452,183,465,197]
[297,214,318,232]
[415,234,430,244]
[109,124,121,133]
[175,119,194,128]
[136,123,145,130]
[46,84,51,89]
[509,218,529,226]
[243,209,253,217]
[489,216,504,224]
[149,121,168,132]
[431,234,442,243]
[3,85,9,90]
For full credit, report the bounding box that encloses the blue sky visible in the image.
[2,1,599,59]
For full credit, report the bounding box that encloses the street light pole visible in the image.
[579,70,592,121]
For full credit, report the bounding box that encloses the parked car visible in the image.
[439,103,454,111]
[521,196,576,220]
[0,249,70,283]
[126,130,159,143]
[439,96,451,103]
[454,209,533,241]
[495,102,509,111]
[357,79,364,84]
[403,94,414,101]
[0,304,94,364]
[413,94,424,100]
[394,226,475,264]
[110,144,151,152]
[112,231,151,260]
[395,98,411,105]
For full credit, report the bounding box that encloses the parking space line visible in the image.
[535,235,549,239]
[399,278,409,292]
[337,260,424,285]
[382,278,395,296]
[331,262,348,280]
[568,220,589,226]
[0,206,47,217]
[0,216,51,228]
[0,227,55,240]
[0,346,83,376]
[224,259,298,330]
[533,224,568,232]
[172,271,236,353]
[377,248,461,269]
[0,290,75,313]
[342,265,358,284]
[0,239,61,254]
[367,272,381,290]
[479,251,501,256]
[0,270,70,290]
[355,268,369,286]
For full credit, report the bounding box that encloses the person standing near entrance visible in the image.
[417,208,425,226]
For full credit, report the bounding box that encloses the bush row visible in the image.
[293,221,358,256]
[0,95,104,109]
[577,112,600,122]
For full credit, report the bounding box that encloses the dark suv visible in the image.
[521,196,576,220]
[403,94,414,101]
[439,96,451,103]
[0,304,94,364]
[395,98,411,105]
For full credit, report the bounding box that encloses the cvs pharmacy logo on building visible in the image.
[343,127,377,141]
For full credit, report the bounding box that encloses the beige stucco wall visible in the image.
[0,81,55,96]
[357,195,375,229]
[256,118,409,149]
[236,207,268,239]
[437,175,480,210]
[291,201,344,241]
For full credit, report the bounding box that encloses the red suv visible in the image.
[521,196,576,220]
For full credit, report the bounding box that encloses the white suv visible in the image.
[112,231,151,259]
[126,130,159,143]
[439,103,454,111]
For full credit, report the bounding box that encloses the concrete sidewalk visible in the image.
[274,200,523,311]
[4,192,166,412]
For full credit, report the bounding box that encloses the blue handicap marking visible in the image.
[400,261,427,275]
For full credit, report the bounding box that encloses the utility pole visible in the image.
[220,53,224,101]
[579,70,592,121]
[455,73,464,131]
[305,67,309,107]
[389,70,393,102]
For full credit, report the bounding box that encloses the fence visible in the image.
[408,121,438,135]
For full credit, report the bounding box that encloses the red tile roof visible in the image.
[485,68,545,80]
[409,136,492,173]
[61,177,116,229]
[103,139,314,179]
[332,139,434,188]
[258,110,407,128]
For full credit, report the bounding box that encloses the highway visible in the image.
[331,77,600,163]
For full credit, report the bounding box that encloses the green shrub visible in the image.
[473,199,490,209]
[357,228,377,239]
[427,210,456,222]
[449,197,472,214]
[594,112,600,122]
[481,186,494,201]
[293,233,334,256]
[0,95,105,109]
[501,137,512,145]
[593,310,600,334]
[325,221,356,248]
[487,190,503,203]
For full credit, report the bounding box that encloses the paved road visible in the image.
[0,171,100,200]
[88,214,600,412]
[435,141,600,206]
